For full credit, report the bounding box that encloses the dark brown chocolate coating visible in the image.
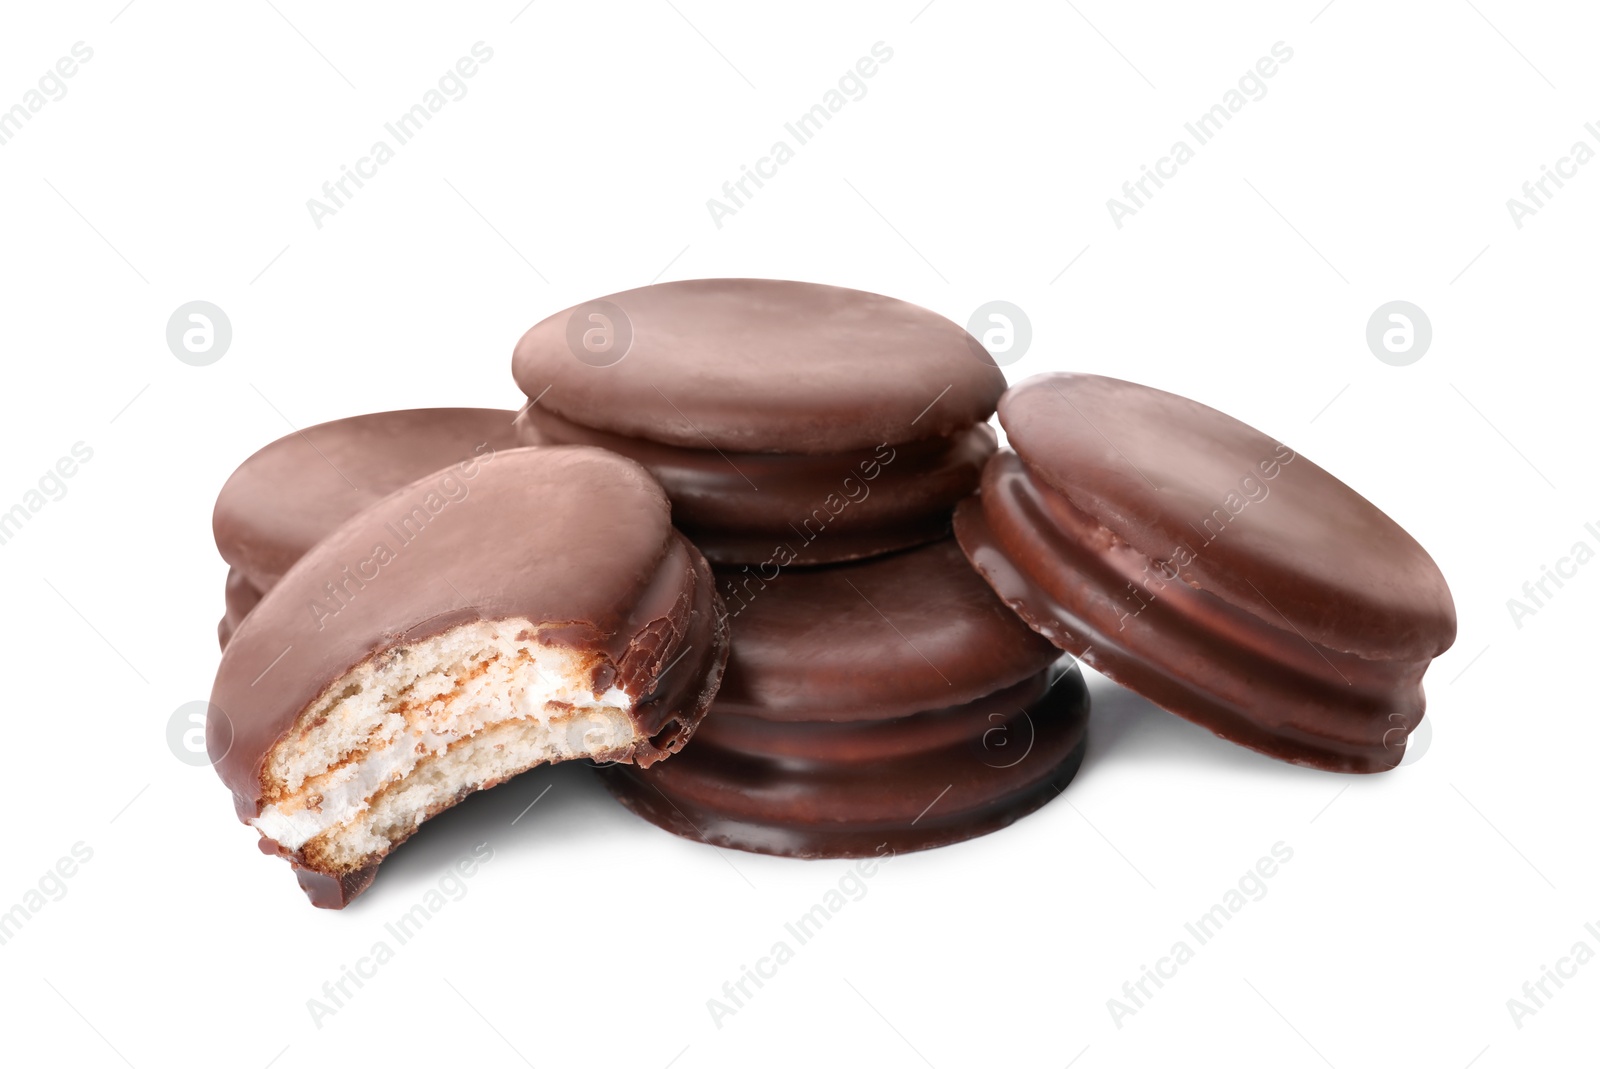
[516,408,996,565]
[217,567,263,648]
[511,278,1006,454]
[213,407,525,593]
[599,539,1086,856]
[999,374,1454,659]
[209,446,729,903]
[295,861,377,911]
[602,666,1087,857]
[712,538,1061,721]
[955,373,1457,773]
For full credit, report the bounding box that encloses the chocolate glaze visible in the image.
[956,447,1446,773]
[517,408,995,564]
[213,407,526,594]
[712,538,1060,721]
[296,864,378,911]
[217,567,263,649]
[601,666,1088,857]
[511,278,1006,454]
[998,374,1455,660]
[598,538,1086,856]
[208,446,728,905]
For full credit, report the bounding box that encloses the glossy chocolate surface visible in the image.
[213,407,525,592]
[600,538,1086,856]
[209,446,728,845]
[217,567,263,649]
[511,278,1006,453]
[712,538,1060,721]
[602,665,1088,857]
[518,407,995,564]
[998,374,1455,659]
[956,376,1458,772]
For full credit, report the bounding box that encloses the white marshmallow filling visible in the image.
[251,618,639,872]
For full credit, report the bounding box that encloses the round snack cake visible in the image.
[955,373,1457,773]
[212,407,526,647]
[209,446,728,907]
[512,279,1005,566]
[601,538,1089,856]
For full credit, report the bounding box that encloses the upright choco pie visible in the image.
[209,447,728,907]
[512,279,1004,565]
[212,407,525,647]
[955,373,1457,773]
[601,538,1089,856]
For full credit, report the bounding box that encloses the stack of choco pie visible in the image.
[510,279,1088,856]
[207,278,1456,908]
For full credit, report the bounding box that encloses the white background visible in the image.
[0,1,1594,1066]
